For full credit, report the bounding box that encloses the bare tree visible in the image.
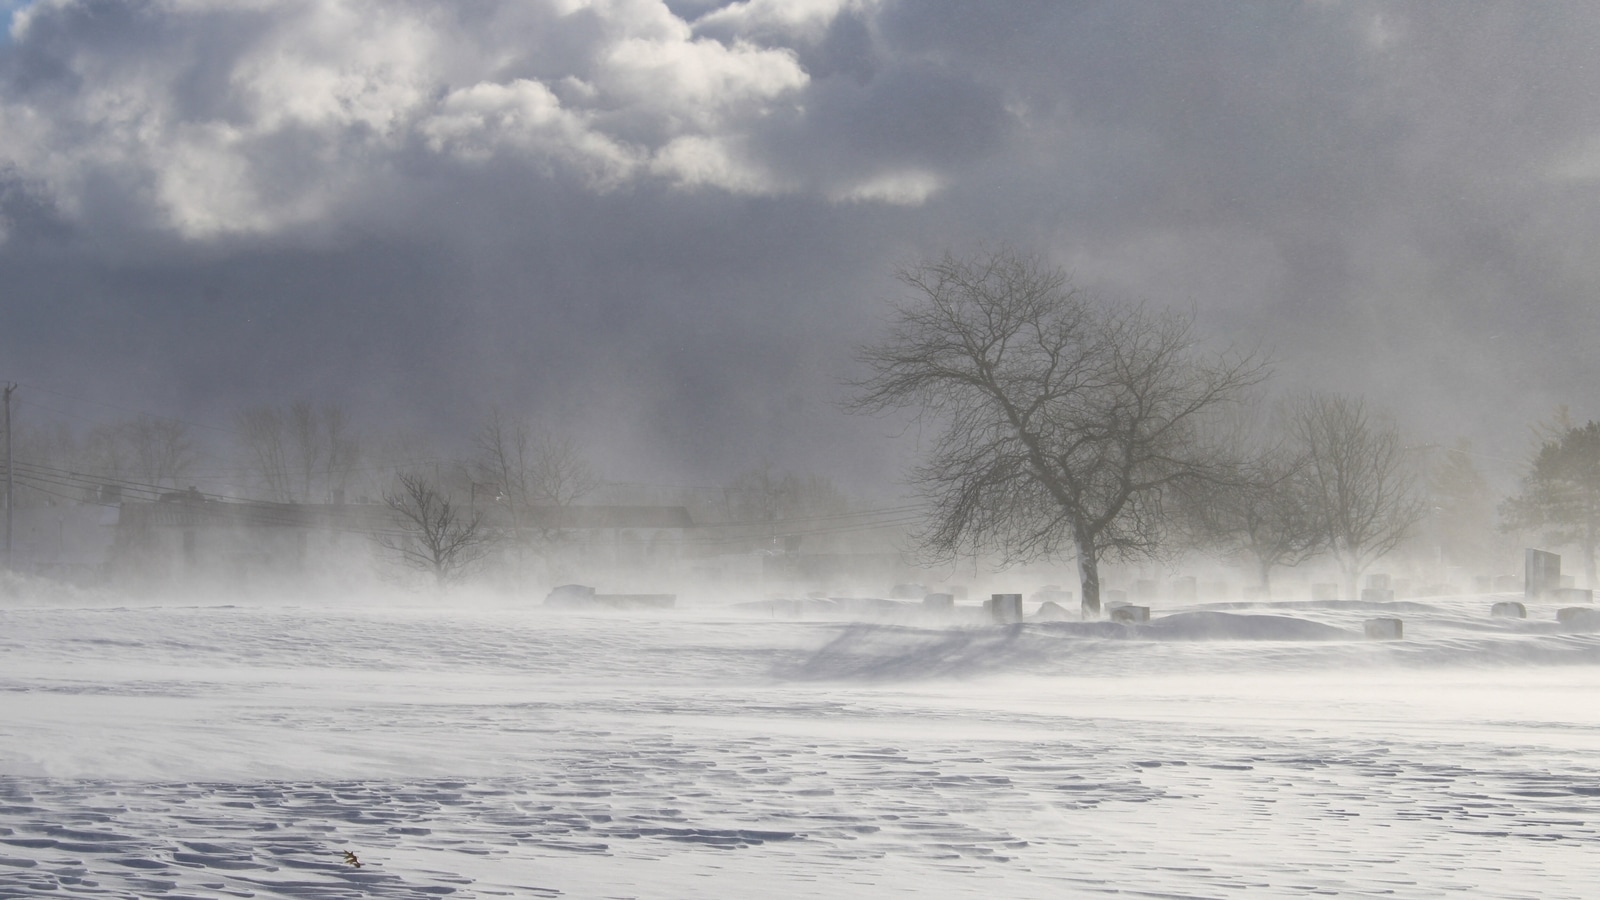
[852,247,1268,616]
[77,418,198,493]
[123,419,197,491]
[237,402,362,502]
[236,406,291,501]
[1182,438,1322,591]
[376,472,487,586]
[471,412,599,576]
[726,464,849,538]
[528,433,599,508]
[1289,392,1426,599]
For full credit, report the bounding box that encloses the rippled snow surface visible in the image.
[2,595,1599,898]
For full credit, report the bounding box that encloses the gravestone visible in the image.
[1032,600,1073,621]
[1557,607,1600,629]
[921,592,955,612]
[1490,601,1527,618]
[986,593,1023,624]
[1364,618,1403,640]
[1526,549,1562,599]
[1552,587,1594,605]
[1311,583,1340,602]
[1110,605,1150,624]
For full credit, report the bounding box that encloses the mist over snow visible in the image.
[1,2,1599,483]
[6,5,1600,897]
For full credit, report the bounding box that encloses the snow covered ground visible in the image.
[2,589,1599,898]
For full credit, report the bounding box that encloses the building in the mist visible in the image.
[110,491,387,591]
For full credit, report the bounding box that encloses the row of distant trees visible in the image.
[7,398,854,588]
[851,247,1596,613]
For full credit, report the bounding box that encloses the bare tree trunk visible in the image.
[1076,528,1100,618]
[1259,558,1273,592]
[1340,557,1359,602]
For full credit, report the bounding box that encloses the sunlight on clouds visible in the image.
[0,0,920,241]
[156,126,276,237]
[830,169,943,206]
[649,134,791,194]
[694,0,877,41]
[598,35,807,130]
[422,80,641,186]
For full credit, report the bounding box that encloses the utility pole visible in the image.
[3,383,13,570]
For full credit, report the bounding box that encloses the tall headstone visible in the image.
[987,593,1023,624]
[1525,549,1562,600]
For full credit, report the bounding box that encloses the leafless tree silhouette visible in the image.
[1288,392,1425,599]
[376,472,487,586]
[852,247,1268,616]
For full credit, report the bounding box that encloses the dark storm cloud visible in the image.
[2,0,1599,488]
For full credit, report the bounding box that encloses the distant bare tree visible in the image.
[236,406,291,501]
[473,413,597,542]
[725,464,850,540]
[472,410,535,564]
[237,402,361,502]
[1289,392,1426,599]
[80,418,197,494]
[852,247,1268,616]
[375,472,487,586]
[1183,435,1322,591]
[123,419,197,491]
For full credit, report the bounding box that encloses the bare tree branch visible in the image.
[851,246,1270,616]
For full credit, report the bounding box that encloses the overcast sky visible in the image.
[3,0,1599,489]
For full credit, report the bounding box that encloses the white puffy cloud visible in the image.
[693,0,878,43]
[0,0,837,241]
[828,169,942,206]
